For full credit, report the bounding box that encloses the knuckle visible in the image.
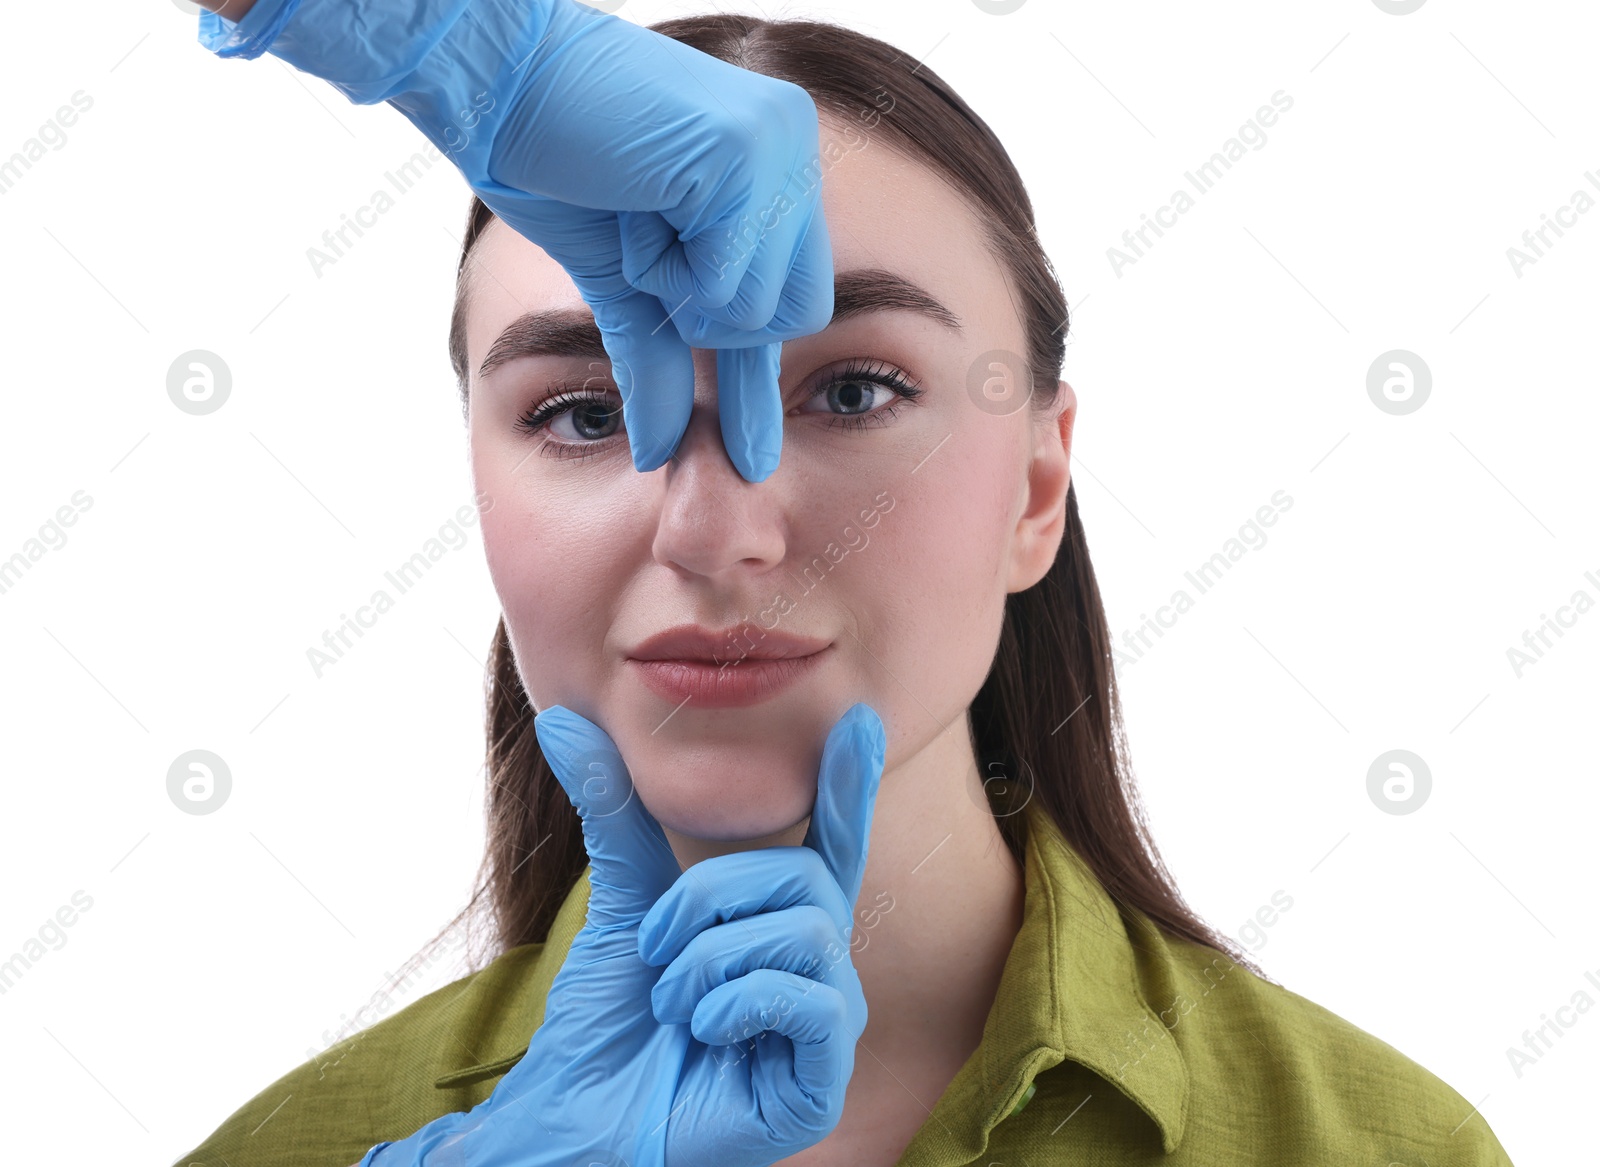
[799,904,839,959]
[714,293,763,332]
[763,79,819,135]
[796,296,833,337]
[817,982,849,1030]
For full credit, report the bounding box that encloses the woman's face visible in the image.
[463,114,1074,844]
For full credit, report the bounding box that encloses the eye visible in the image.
[797,359,924,432]
[514,383,625,461]
[513,358,924,462]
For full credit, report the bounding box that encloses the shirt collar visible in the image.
[434,799,1189,1156]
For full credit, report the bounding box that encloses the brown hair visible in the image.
[421,12,1261,983]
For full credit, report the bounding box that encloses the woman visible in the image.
[180,13,1515,1167]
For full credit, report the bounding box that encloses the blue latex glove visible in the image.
[354,701,886,1167]
[198,0,835,483]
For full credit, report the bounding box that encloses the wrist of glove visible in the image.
[199,0,561,181]
[197,0,304,60]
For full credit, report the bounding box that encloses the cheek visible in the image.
[474,454,639,710]
[843,425,1020,764]
[883,420,1019,611]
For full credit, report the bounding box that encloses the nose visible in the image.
[650,349,789,580]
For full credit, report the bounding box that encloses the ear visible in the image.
[1006,379,1076,593]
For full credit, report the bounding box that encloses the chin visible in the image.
[626,749,819,844]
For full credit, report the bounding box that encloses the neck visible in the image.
[846,719,1026,1062]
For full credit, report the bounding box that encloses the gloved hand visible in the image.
[198,0,835,483]
[355,701,887,1167]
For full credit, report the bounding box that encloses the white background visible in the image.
[0,0,1593,1163]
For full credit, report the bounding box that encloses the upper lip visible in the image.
[628,624,831,663]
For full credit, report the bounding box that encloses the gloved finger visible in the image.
[716,343,783,483]
[533,705,682,929]
[680,173,824,335]
[638,847,852,969]
[664,178,835,350]
[482,191,697,475]
[757,197,834,337]
[801,703,887,930]
[586,284,696,473]
[617,207,695,306]
[676,197,790,336]
[649,904,845,1025]
[689,968,858,1104]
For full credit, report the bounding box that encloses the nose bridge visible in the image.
[650,351,786,577]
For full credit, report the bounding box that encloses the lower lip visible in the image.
[628,647,829,709]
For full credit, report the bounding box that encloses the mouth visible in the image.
[628,650,829,708]
[626,624,832,709]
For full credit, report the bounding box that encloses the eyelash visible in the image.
[513,359,925,461]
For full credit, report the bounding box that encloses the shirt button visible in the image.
[1008,1081,1037,1117]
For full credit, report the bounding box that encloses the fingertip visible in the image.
[636,903,666,966]
[590,296,693,473]
[841,701,878,731]
[856,704,887,765]
[631,436,673,474]
[532,708,632,815]
[836,703,885,764]
[531,704,577,750]
[649,980,684,1026]
[717,345,784,483]
[687,986,744,1046]
[734,439,780,484]
[624,398,683,473]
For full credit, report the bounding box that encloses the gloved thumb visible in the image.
[801,703,887,932]
[534,705,682,929]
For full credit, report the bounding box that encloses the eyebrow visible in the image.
[476,267,963,380]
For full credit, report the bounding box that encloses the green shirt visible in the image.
[176,801,1514,1165]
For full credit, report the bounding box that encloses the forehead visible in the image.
[462,113,1018,364]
